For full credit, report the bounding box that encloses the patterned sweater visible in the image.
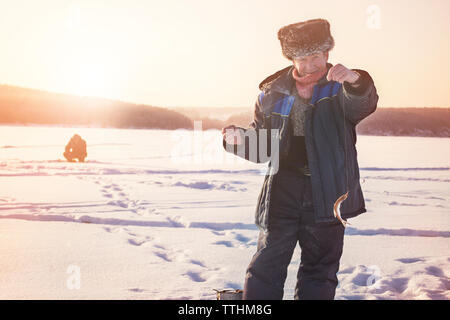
[279,83,311,172]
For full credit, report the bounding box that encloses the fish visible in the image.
[333,191,350,227]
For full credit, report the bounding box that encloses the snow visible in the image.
[0,125,449,300]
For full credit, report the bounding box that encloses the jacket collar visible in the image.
[261,63,333,95]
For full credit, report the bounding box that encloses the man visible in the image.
[63,134,87,162]
[221,18,378,300]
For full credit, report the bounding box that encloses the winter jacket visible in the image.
[222,63,379,232]
[65,136,87,158]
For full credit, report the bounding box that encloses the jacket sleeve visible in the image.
[340,69,379,126]
[65,139,74,152]
[222,92,271,164]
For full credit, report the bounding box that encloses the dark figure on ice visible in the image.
[222,19,378,300]
[63,134,87,162]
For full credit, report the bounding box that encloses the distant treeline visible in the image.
[0,85,449,137]
[354,107,450,137]
[0,85,192,129]
[217,107,450,137]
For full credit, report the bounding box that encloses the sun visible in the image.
[57,37,124,100]
[71,62,110,98]
[59,5,122,100]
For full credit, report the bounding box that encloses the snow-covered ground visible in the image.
[0,125,449,300]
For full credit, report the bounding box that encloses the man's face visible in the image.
[292,51,329,76]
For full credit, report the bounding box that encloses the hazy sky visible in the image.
[0,0,449,108]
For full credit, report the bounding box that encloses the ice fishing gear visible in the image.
[213,289,243,300]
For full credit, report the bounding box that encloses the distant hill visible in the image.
[167,106,250,130]
[167,106,248,122]
[0,85,448,137]
[355,107,450,137]
[0,85,192,129]
[218,106,450,137]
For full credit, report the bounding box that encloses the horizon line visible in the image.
[0,82,448,110]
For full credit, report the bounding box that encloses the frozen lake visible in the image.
[0,125,449,299]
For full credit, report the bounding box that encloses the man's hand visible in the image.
[222,125,243,145]
[326,63,360,85]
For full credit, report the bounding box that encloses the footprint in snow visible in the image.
[396,258,424,264]
[127,237,153,247]
[154,251,172,262]
[185,271,207,282]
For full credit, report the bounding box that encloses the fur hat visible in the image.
[278,18,334,60]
